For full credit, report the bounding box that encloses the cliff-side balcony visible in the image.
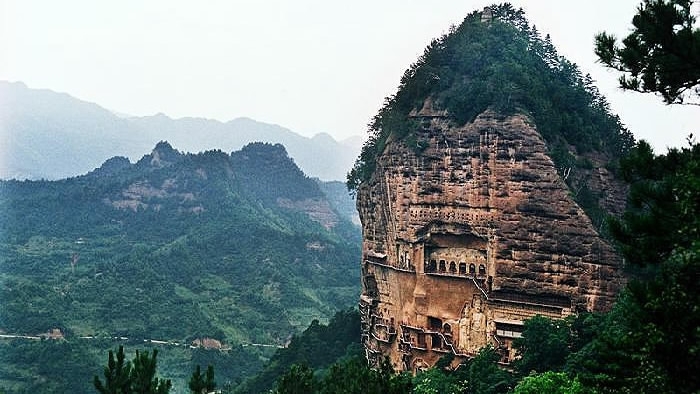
[401,323,459,339]
[425,271,488,281]
[373,324,397,336]
[425,260,487,277]
[371,331,394,344]
[365,259,416,273]
[371,319,398,343]
[360,293,376,306]
[400,323,425,332]
[400,323,441,336]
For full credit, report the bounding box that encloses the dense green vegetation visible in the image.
[0,338,263,393]
[94,346,172,394]
[0,339,98,393]
[188,364,216,394]
[347,4,635,229]
[256,310,592,394]
[0,142,360,393]
[273,356,412,394]
[233,308,362,394]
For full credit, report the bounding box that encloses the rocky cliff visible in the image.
[358,108,624,371]
[352,5,633,372]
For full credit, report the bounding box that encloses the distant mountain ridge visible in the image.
[0,81,362,181]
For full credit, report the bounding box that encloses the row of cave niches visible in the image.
[426,259,486,276]
[364,255,491,292]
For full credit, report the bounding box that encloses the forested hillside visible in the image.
[0,141,360,393]
[348,4,635,228]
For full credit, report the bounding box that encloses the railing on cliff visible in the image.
[370,314,398,344]
[470,277,489,299]
[399,323,470,357]
[364,259,416,273]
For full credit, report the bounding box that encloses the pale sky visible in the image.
[1,0,697,152]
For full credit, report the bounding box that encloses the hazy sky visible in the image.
[1,0,697,152]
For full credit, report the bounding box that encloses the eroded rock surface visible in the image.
[358,110,623,371]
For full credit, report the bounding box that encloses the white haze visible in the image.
[0,0,697,153]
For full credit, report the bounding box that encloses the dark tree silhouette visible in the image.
[94,346,132,394]
[189,364,216,394]
[130,349,172,394]
[595,0,700,105]
[94,347,171,394]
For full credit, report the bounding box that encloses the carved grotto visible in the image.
[357,105,624,372]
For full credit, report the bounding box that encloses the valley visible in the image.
[1,1,698,393]
[0,141,360,393]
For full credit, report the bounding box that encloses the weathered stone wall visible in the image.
[358,110,624,372]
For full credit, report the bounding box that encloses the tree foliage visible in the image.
[512,315,571,374]
[595,0,700,104]
[412,367,461,394]
[567,140,700,393]
[609,139,700,266]
[513,371,585,394]
[273,364,316,394]
[94,346,172,394]
[318,356,412,394]
[130,349,172,394]
[271,356,412,394]
[189,365,216,394]
[348,4,634,192]
[94,346,132,394]
[233,309,361,394]
[464,346,514,394]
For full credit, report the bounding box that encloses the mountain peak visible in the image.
[238,141,289,157]
[132,141,183,170]
[311,132,336,144]
[153,140,176,152]
[349,3,634,192]
[88,156,132,177]
[354,3,629,372]
[1,81,361,181]
[150,141,181,167]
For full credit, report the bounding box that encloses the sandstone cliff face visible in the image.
[358,110,624,371]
